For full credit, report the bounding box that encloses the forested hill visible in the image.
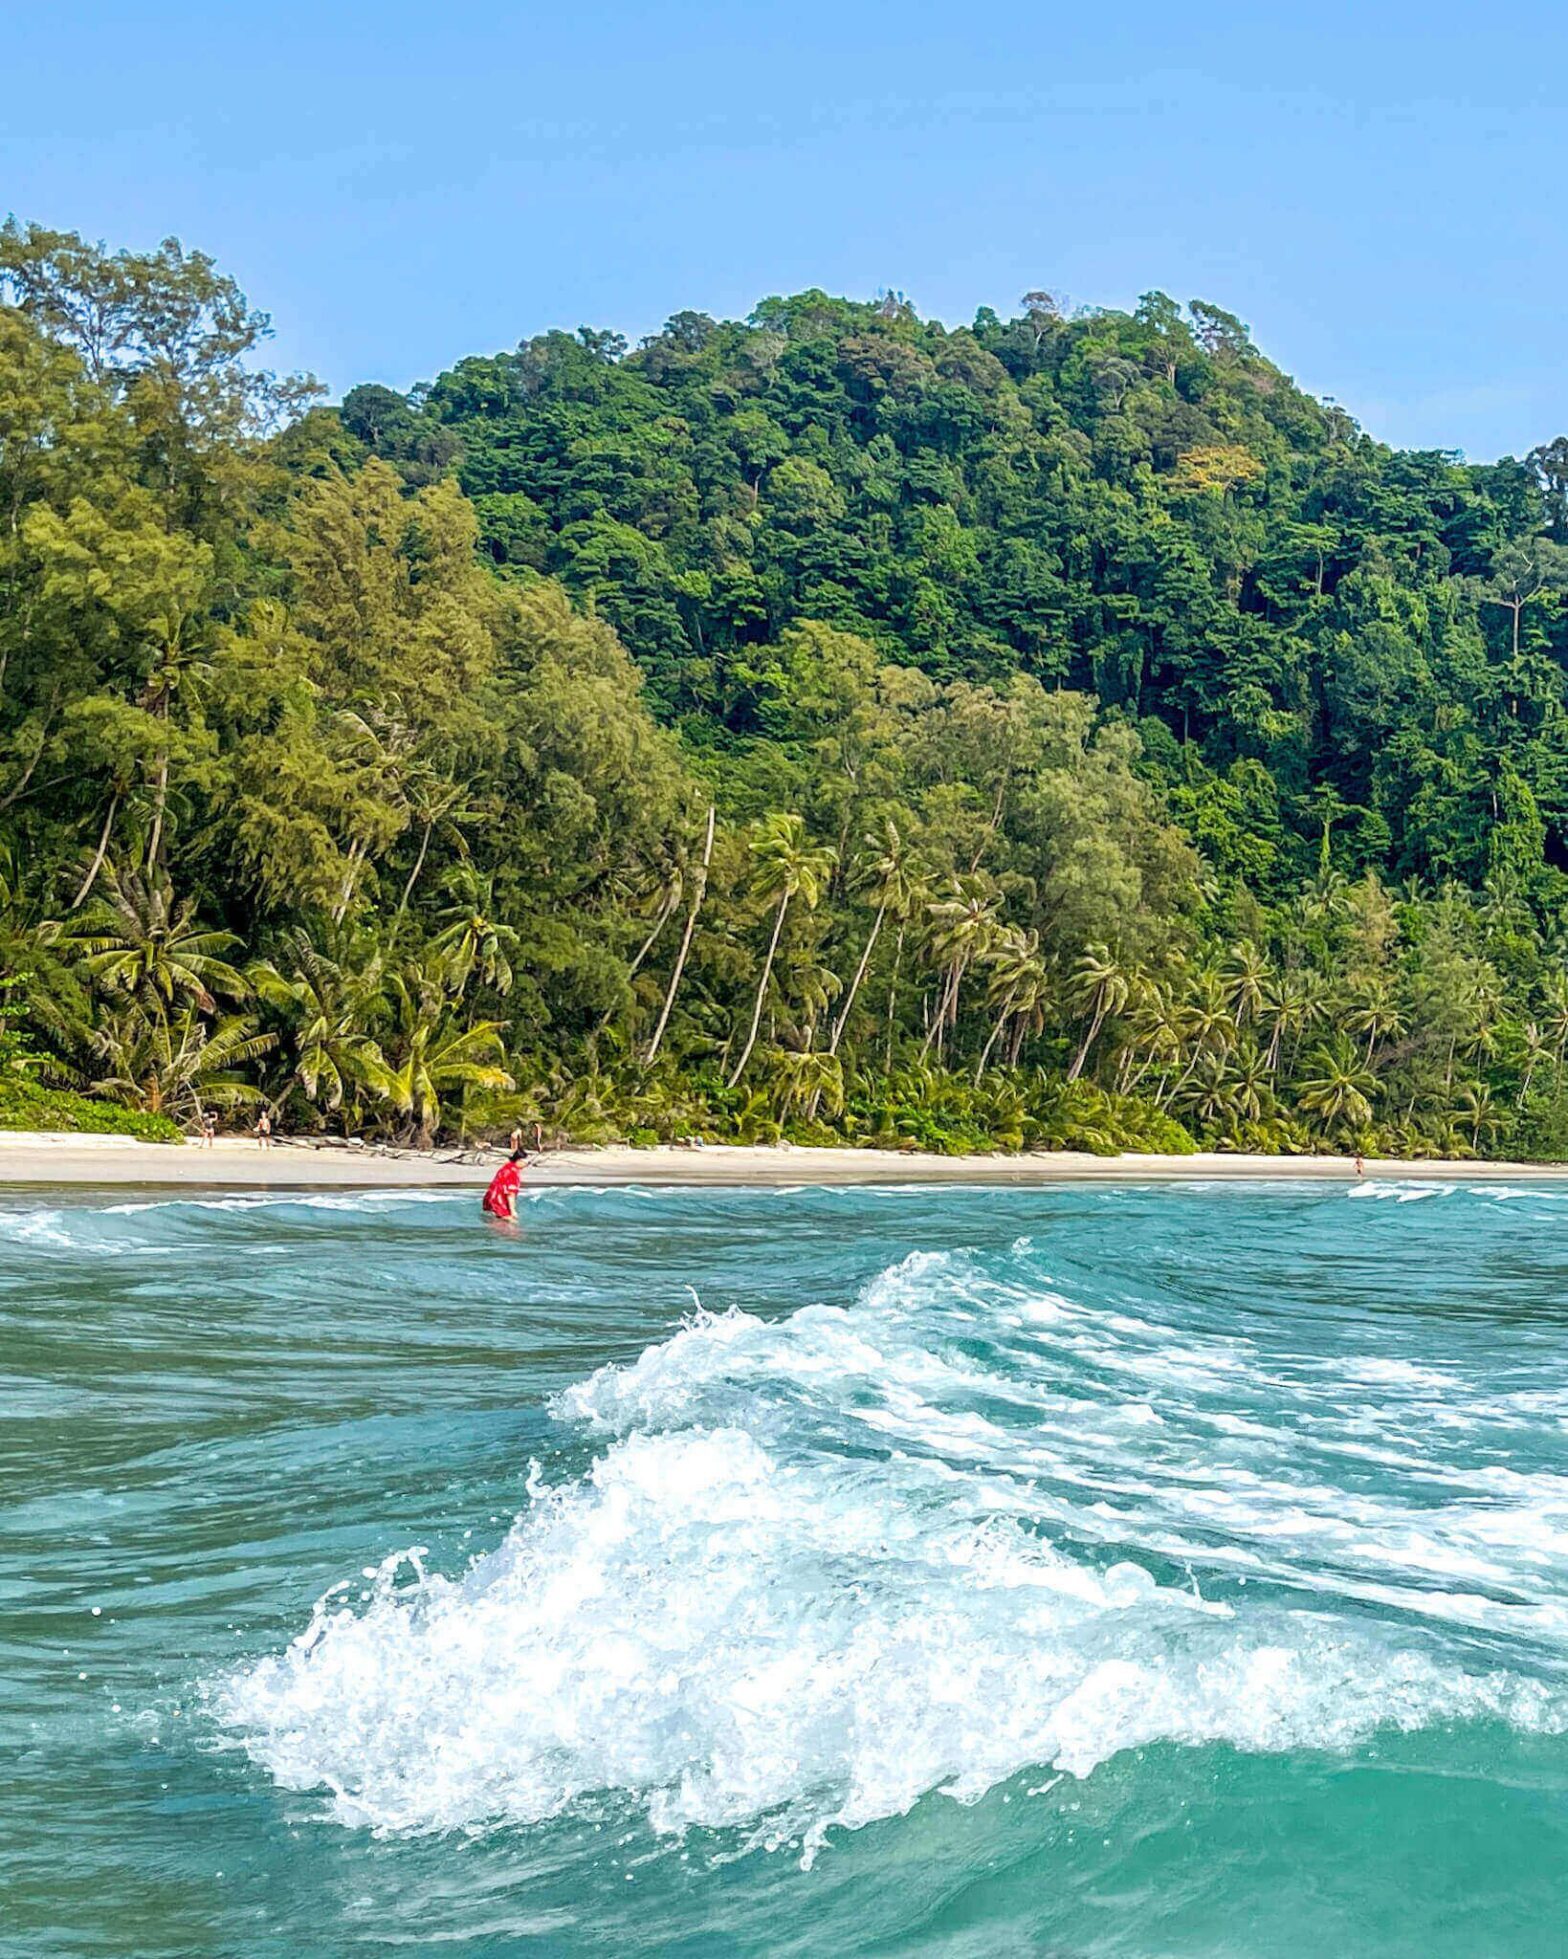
[346,290,1568,894]
[6,222,1568,1159]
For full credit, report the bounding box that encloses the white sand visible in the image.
[2,1131,1567,1188]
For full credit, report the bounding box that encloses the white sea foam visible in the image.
[101,1189,466,1217]
[0,1206,76,1248]
[218,1234,1568,1855]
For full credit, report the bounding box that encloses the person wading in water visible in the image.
[482,1149,528,1221]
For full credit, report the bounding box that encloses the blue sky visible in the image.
[7,1,1564,458]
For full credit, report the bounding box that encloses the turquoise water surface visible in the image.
[6,1177,1568,1955]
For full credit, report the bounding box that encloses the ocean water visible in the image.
[6,1179,1568,1956]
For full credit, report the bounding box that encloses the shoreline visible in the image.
[3,1132,1568,1190]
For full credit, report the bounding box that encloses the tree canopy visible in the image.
[7,221,1568,1161]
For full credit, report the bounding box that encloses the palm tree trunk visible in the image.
[394,820,435,926]
[627,888,679,979]
[70,793,119,910]
[975,1010,1008,1083]
[829,904,884,1055]
[727,889,790,1087]
[146,751,169,873]
[884,926,906,1069]
[331,840,368,926]
[646,805,714,1063]
[1067,995,1107,1082]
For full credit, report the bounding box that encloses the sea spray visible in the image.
[217,1240,1568,1855]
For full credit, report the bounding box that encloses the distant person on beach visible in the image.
[200,1111,217,1148]
[256,1110,272,1150]
[482,1149,527,1221]
[1354,1153,1365,1178]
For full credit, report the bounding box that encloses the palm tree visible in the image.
[1520,1019,1552,1097]
[727,814,836,1087]
[1067,943,1131,1081]
[365,966,514,1146]
[921,874,1001,1065]
[1344,985,1406,1068]
[250,928,388,1120]
[433,865,521,998]
[393,767,479,925]
[1297,1040,1377,1138]
[51,862,246,1015]
[1165,967,1237,1103]
[1453,1079,1503,1153]
[1261,969,1326,1073]
[1540,973,1568,1066]
[764,1046,845,1123]
[91,1006,275,1126]
[976,926,1051,1077]
[1224,1042,1275,1127]
[646,804,716,1064]
[829,818,916,1056]
[1121,980,1183,1096]
[1221,940,1270,1030]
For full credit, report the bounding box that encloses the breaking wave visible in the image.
[216,1232,1568,1859]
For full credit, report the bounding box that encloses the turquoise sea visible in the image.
[6,1176,1568,1955]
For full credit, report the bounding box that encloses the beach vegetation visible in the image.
[6,221,1568,1157]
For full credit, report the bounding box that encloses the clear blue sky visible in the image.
[7,1,1564,459]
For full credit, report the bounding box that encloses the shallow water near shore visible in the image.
[6,1178,1568,1955]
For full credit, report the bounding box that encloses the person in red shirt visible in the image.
[482,1149,526,1220]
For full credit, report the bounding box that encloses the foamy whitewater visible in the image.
[10,1178,1568,1954]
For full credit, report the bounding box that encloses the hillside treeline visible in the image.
[4,220,1568,1156]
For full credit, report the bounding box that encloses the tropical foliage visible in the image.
[6,220,1568,1159]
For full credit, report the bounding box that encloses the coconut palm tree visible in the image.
[365,966,514,1146]
[91,1006,275,1126]
[1453,1078,1503,1153]
[1297,1039,1377,1138]
[1261,969,1327,1073]
[433,865,521,998]
[645,804,716,1064]
[51,862,246,1015]
[250,928,388,1120]
[921,874,1001,1064]
[1344,984,1406,1068]
[1067,943,1131,1081]
[1540,973,1568,1066]
[727,814,836,1087]
[976,926,1051,1077]
[765,1046,845,1124]
[829,817,917,1056]
[1221,940,1270,1030]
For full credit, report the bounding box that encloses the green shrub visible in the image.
[0,1078,182,1142]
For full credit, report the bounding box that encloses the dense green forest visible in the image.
[6,219,1568,1156]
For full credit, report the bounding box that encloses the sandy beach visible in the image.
[4,1130,1568,1188]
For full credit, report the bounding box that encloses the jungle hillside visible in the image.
[5,220,1568,1158]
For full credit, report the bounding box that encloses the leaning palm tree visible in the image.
[829,817,918,1056]
[921,874,1002,1065]
[645,804,716,1064]
[976,926,1050,1078]
[1540,972,1568,1066]
[1344,984,1406,1069]
[363,966,514,1147]
[1067,943,1131,1081]
[727,814,836,1087]
[50,862,247,1015]
[764,1045,846,1124]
